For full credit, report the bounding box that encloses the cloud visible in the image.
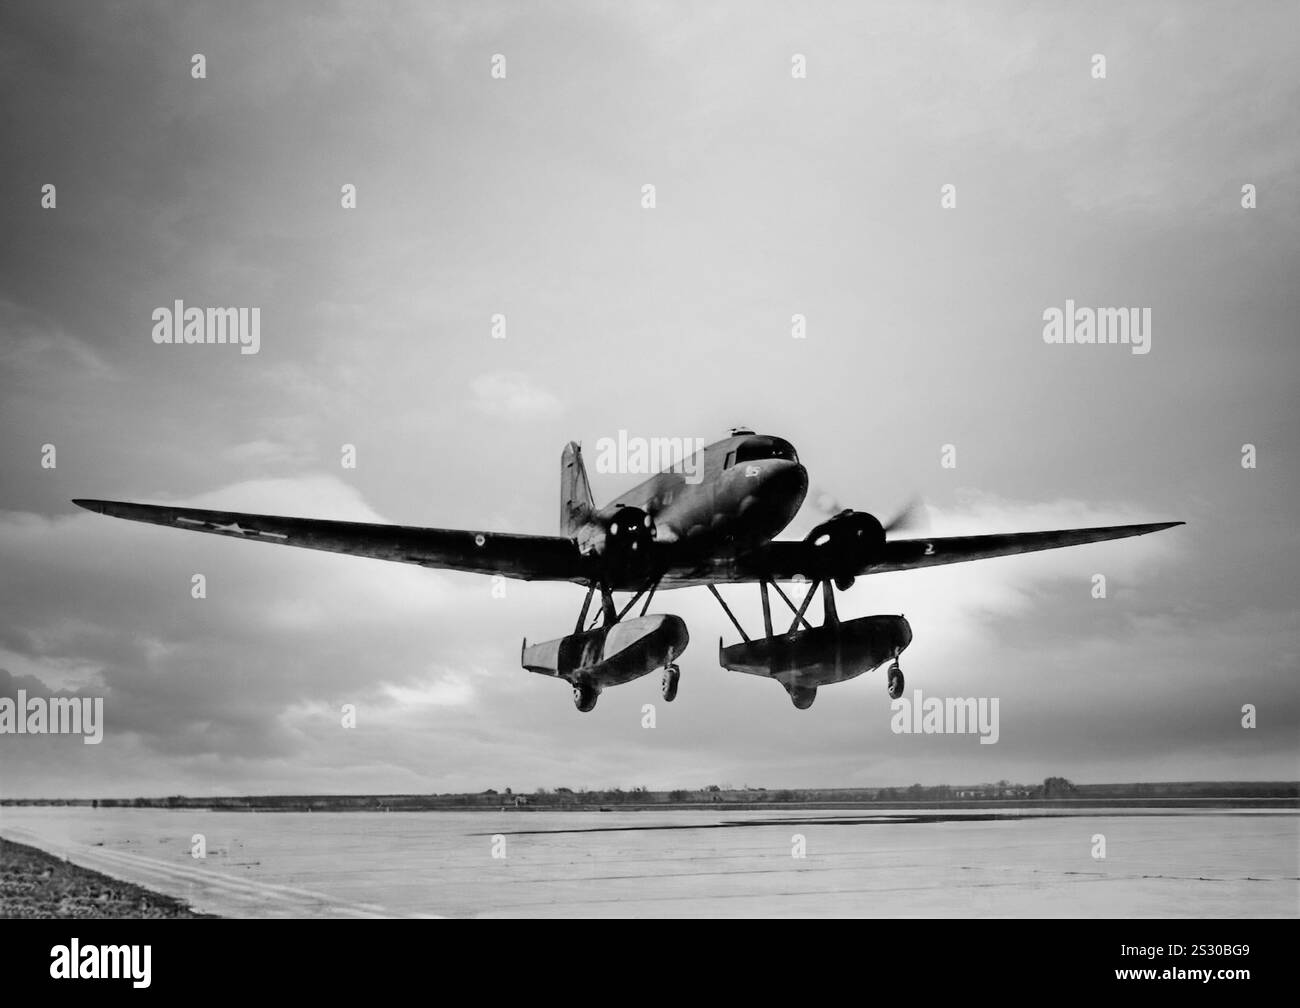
[221,439,313,468]
[469,372,564,420]
[0,298,117,385]
[0,475,481,792]
[380,669,478,709]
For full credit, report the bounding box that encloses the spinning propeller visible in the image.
[804,489,930,589]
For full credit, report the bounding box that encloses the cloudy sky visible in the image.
[1,1,1296,798]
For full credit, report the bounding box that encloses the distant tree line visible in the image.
[5,778,1297,811]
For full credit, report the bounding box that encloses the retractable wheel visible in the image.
[661,663,680,702]
[886,662,905,700]
[573,683,599,712]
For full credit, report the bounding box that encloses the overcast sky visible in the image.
[1,0,1296,798]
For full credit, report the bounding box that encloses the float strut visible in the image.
[769,579,816,633]
[707,584,751,644]
[821,580,839,627]
[575,584,596,634]
[789,580,821,635]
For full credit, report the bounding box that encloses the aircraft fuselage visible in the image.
[594,431,808,556]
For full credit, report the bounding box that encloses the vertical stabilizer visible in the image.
[561,441,595,536]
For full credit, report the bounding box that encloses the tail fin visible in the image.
[561,441,595,536]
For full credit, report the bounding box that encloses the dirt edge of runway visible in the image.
[0,837,218,919]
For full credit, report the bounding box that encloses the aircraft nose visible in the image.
[765,459,809,504]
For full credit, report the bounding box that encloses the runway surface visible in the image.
[1,806,1295,918]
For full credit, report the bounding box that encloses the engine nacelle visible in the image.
[607,505,655,553]
[576,506,656,569]
[805,509,885,589]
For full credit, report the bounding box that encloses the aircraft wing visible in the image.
[72,499,587,582]
[728,521,1183,584]
[74,500,1181,589]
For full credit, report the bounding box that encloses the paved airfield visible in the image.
[1,807,1295,918]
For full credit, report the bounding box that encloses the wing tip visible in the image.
[72,498,106,514]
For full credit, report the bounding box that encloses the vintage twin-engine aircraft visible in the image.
[74,427,1181,711]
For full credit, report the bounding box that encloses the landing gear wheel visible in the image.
[886,662,904,700]
[573,683,599,712]
[790,686,817,710]
[661,664,680,702]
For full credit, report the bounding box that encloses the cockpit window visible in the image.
[732,437,799,466]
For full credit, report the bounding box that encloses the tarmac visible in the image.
[1,806,1295,918]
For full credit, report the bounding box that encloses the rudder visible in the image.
[561,441,594,536]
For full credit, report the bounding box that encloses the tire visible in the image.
[790,686,817,710]
[573,683,599,712]
[661,664,680,702]
[887,665,905,700]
